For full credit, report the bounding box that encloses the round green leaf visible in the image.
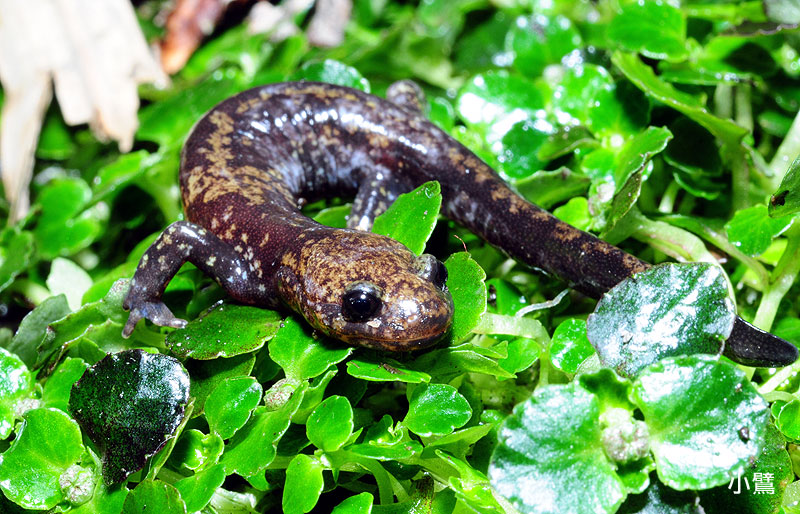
[444,252,487,342]
[41,357,88,413]
[508,14,582,78]
[34,177,103,259]
[166,303,283,359]
[269,317,352,382]
[404,383,472,437]
[631,356,769,490]
[553,196,592,231]
[770,156,800,218]
[496,120,550,180]
[307,395,354,452]
[69,349,191,484]
[489,383,625,514]
[283,454,325,514]
[291,59,370,92]
[332,492,374,513]
[0,347,35,439]
[186,353,255,417]
[122,480,186,514]
[550,318,595,374]
[175,464,226,513]
[456,71,544,144]
[588,263,735,378]
[0,408,84,510]
[205,376,263,439]
[725,204,794,257]
[607,1,688,61]
[372,181,442,255]
[776,398,800,440]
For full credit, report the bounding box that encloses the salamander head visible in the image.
[276,231,453,351]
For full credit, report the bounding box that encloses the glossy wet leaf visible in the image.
[269,317,352,382]
[205,376,263,439]
[332,492,374,513]
[514,167,591,209]
[631,356,769,490]
[617,480,700,514]
[92,151,150,203]
[496,120,551,179]
[47,257,92,310]
[607,1,688,61]
[174,464,226,513]
[404,383,471,437]
[346,356,431,383]
[444,252,487,342]
[588,263,735,377]
[169,429,224,471]
[698,422,791,514]
[550,318,595,374]
[283,454,325,514]
[770,156,800,217]
[0,347,35,439]
[291,59,370,91]
[122,480,186,514]
[725,204,793,256]
[307,395,354,452]
[456,71,544,143]
[775,398,800,440]
[614,127,673,190]
[372,181,442,255]
[69,349,191,484]
[508,14,582,78]
[488,382,625,514]
[0,408,84,510]
[167,303,282,360]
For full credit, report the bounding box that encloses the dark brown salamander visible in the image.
[122,81,797,366]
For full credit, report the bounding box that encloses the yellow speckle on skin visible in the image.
[206,256,217,266]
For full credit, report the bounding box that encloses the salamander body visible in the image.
[123,81,797,365]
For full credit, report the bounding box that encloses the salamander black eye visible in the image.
[342,283,382,322]
[431,260,448,291]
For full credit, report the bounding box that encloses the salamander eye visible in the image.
[431,260,448,291]
[415,254,448,292]
[342,282,383,322]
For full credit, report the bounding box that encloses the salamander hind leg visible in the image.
[122,220,263,337]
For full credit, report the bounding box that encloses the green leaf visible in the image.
[607,1,688,61]
[496,120,550,179]
[631,356,769,490]
[205,376,263,440]
[71,472,129,514]
[765,0,800,23]
[776,398,800,440]
[332,492,374,513]
[46,257,92,310]
[617,479,700,513]
[770,156,800,217]
[612,52,748,150]
[345,356,431,383]
[34,177,104,259]
[508,14,582,78]
[614,126,673,190]
[665,117,724,199]
[220,384,305,477]
[372,181,442,255]
[489,382,626,514]
[41,357,88,413]
[307,395,354,452]
[698,422,792,514]
[725,204,794,256]
[0,229,34,295]
[514,167,591,209]
[92,151,150,203]
[588,263,735,377]
[186,353,255,417]
[403,383,472,437]
[166,303,283,359]
[0,347,35,439]
[444,253,487,342]
[36,112,76,159]
[550,318,595,374]
[169,429,224,472]
[553,196,592,231]
[122,480,186,514]
[268,317,352,382]
[456,71,544,143]
[69,349,191,484]
[291,59,371,91]
[0,408,84,510]
[283,454,325,514]
[175,464,226,512]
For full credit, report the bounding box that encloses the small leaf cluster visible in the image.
[0,0,800,513]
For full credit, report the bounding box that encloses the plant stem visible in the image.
[629,209,717,264]
[753,228,800,331]
[658,180,680,214]
[473,311,550,344]
[714,83,733,120]
[759,359,800,395]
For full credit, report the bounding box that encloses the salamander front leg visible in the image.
[122,221,257,337]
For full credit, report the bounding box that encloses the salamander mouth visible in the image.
[343,329,450,352]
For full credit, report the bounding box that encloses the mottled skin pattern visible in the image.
[123,81,797,366]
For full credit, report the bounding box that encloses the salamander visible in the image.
[122,81,798,366]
